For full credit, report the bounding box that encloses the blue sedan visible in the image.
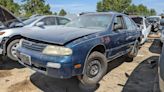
[16,12,142,86]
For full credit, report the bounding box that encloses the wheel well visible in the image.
[5,35,22,54]
[90,45,106,55]
[137,37,142,43]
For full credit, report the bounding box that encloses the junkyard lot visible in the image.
[0,36,161,92]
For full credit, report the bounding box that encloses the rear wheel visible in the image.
[79,51,107,86]
[7,39,20,61]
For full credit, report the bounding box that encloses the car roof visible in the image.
[34,15,70,20]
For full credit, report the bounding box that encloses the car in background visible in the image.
[147,16,161,32]
[17,15,70,27]
[160,19,164,43]
[0,6,71,61]
[16,12,142,87]
[131,16,151,44]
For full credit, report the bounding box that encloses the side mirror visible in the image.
[114,23,122,31]
[35,22,45,27]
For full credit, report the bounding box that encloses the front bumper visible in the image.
[0,37,8,54]
[16,48,76,79]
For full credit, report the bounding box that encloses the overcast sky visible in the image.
[15,0,164,14]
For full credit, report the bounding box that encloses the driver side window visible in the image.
[113,16,124,30]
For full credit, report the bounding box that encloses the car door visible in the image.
[108,15,127,58]
[123,16,139,47]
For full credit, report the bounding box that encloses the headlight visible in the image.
[42,45,72,56]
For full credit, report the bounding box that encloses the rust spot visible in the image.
[101,36,110,44]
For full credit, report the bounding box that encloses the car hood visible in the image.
[21,26,103,45]
[0,6,20,24]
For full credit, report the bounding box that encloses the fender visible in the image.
[82,44,106,74]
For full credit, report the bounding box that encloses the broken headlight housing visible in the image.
[42,45,72,56]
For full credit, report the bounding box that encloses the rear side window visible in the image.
[57,17,70,25]
[124,16,136,30]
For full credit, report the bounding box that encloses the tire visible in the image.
[126,40,139,62]
[7,39,20,61]
[80,51,107,86]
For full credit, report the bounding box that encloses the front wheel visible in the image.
[7,39,20,61]
[79,51,107,86]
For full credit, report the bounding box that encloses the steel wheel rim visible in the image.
[87,60,101,78]
[11,42,19,58]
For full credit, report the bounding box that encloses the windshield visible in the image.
[66,14,112,29]
[131,17,143,25]
[23,17,40,25]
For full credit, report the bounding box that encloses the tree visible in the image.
[96,0,132,12]
[96,0,157,16]
[137,4,149,16]
[126,4,138,15]
[96,1,103,12]
[59,9,67,16]
[0,0,20,15]
[149,9,156,16]
[22,0,52,17]
[53,12,58,15]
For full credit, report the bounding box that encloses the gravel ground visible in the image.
[0,38,161,92]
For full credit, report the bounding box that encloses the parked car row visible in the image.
[1,5,164,89]
[0,6,143,87]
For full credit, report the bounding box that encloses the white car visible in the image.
[0,6,70,61]
[147,16,161,32]
[131,16,152,44]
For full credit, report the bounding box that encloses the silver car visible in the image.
[0,6,70,61]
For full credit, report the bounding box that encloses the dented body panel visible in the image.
[17,12,142,78]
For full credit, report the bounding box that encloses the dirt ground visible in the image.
[0,37,162,92]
